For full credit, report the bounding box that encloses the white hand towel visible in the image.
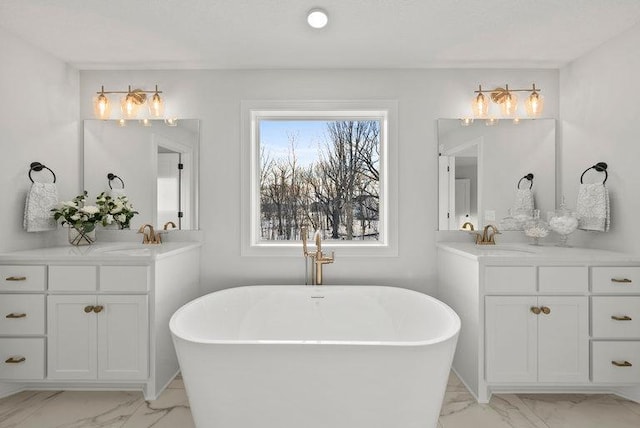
[23,183,58,232]
[577,183,610,232]
[513,188,534,213]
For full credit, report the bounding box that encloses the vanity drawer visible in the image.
[539,266,588,293]
[484,266,536,293]
[0,295,45,335]
[0,265,46,291]
[100,266,149,292]
[592,297,640,338]
[49,265,97,291]
[592,267,640,293]
[592,341,640,383]
[0,338,45,380]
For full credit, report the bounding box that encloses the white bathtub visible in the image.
[170,285,460,428]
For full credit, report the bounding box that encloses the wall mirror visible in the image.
[437,118,555,231]
[83,119,199,230]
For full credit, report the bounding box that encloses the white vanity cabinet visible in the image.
[47,294,148,380]
[485,295,588,383]
[437,242,640,403]
[0,242,200,399]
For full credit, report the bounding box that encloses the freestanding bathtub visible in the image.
[170,285,460,428]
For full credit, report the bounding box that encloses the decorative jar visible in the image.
[523,209,549,245]
[548,201,579,247]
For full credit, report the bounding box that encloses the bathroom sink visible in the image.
[474,245,537,256]
[94,244,152,256]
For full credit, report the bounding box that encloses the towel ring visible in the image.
[517,173,534,190]
[580,162,608,184]
[107,173,125,189]
[28,162,56,183]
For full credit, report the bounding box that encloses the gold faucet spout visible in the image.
[476,224,501,245]
[137,224,161,244]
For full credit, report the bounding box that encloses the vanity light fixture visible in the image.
[307,8,328,29]
[472,83,543,118]
[92,84,165,120]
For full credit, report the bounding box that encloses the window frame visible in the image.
[241,100,398,257]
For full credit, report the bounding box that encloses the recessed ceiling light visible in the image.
[307,8,328,29]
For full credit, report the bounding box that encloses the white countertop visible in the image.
[437,242,640,263]
[0,242,202,262]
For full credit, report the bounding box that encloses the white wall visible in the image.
[79,69,558,295]
[0,26,79,398]
[560,22,640,254]
[0,27,80,252]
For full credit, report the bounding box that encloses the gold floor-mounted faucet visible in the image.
[475,224,501,245]
[138,224,162,244]
[302,227,335,285]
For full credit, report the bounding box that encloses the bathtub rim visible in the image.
[170,285,461,347]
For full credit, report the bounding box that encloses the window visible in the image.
[241,101,397,256]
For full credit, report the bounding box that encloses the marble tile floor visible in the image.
[0,373,638,428]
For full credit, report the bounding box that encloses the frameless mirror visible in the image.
[437,118,555,231]
[83,119,199,230]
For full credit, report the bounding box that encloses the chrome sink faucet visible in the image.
[302,227,334,285]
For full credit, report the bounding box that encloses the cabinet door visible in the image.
[97,295,148,380]
[537,296,589,383]
[47,295,97,379]
[485,296,538,383]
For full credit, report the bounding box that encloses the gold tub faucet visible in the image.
[302,227,335,285]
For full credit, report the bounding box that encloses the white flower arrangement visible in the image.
[51,191,103,233]
[96,192,139,229]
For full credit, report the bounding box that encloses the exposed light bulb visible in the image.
[141,118,152,127]
[117,119,127,127]
[500,91,518,117]
[307,9,328,29]
[149,85,164,117]
[526,92,544,117]
[121,86,142,119]
[460,118,474,126]
[472,86,489,118]
[93,86,111,120]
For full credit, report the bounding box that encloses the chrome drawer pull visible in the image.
[611,278,632,283]
[611,315,633,321]
[611,360,633,367]
[5,276,26,281]
[5,356,26,364]
[5,313,27,319]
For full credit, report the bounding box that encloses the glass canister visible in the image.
[548,200,579,247]
[523,209,549,245]
[499,208,532,231]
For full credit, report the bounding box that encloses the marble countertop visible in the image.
[437,241,640,263]
[0,241,202,262]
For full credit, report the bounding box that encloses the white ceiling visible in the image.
[2,0,640,70]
